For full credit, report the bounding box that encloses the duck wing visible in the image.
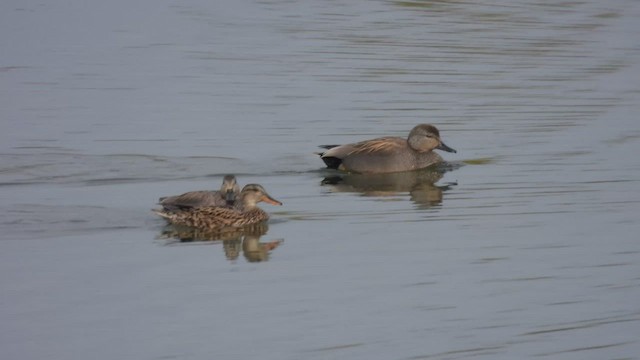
[321,137,405,158]
[159,190,222,210]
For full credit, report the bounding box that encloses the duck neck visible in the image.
[239,195,258,210]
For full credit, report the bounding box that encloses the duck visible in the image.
[153,184,282,229]
[318,124,456,173]
[158,174,241,211]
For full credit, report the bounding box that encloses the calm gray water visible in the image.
[2,0,640,359]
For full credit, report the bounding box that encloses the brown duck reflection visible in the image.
[156,223,283,262]
[321,168,456,208]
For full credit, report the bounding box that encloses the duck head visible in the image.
[407,124,456,154]
[240,184,283,209]
[220,175,241,204]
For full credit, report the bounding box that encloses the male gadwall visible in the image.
[318,124,456,173]
[153,184,282,229]
[158,174,241,210]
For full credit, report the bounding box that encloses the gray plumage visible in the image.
[159,174,240,211]
[319,124,456,173]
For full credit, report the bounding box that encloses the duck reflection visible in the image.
[156,223,283,262]
[321,167,456,208]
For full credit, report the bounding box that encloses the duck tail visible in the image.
[319,145,340,150]
[316,145,343,169]
[152,208,174,220]
[320,156,342,169]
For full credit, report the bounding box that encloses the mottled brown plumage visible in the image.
[159,174,240,210]
[319,124,456,173]
[153,184,282,229]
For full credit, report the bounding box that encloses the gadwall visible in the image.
[318,124,456,173]
[159,174,241,210]
[153,184,282,229]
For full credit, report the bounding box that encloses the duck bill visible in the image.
[225,190,236,205]
[437,141,457,153]
[261,194,283,206]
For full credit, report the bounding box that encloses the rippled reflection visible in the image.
[156,223,283,262]
[321,166,457,208]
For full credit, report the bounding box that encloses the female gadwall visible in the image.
[318,124,456,173]
[153,184,282,229]
[158,174,241,210]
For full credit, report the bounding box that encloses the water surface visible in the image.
[1,0,640,359]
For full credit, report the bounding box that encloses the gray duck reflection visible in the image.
[156,223,283,262]
[321,167,456,208]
